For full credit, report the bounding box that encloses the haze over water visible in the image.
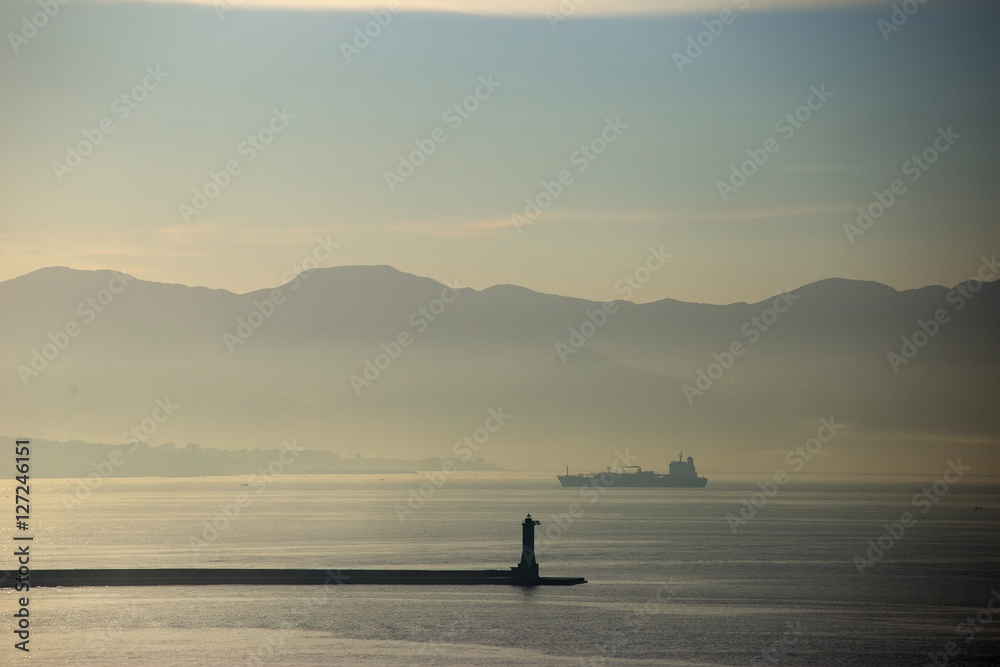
[3,0,1000,664]
[3,474,998,665]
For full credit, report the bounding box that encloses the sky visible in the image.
[1,0,998,304]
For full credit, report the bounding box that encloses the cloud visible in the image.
[0,223,354,281]
[384,218,513,238]
[364,202,856,239]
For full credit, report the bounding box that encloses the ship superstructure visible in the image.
[557,453,707,488]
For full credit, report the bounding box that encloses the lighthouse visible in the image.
[7,512,585,588]
[512,514,541,584]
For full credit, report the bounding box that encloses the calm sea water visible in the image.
[2,473,999,666]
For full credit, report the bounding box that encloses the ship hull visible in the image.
[557,474,707,488]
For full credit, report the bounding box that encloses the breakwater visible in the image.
[0,568,585,587]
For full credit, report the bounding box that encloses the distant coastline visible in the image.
[0,436,501,478]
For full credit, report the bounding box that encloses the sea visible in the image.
[2,472,998,666]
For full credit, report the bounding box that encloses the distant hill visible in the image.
[0,436,500,479]
[2,265,998,475]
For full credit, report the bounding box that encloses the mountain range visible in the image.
[2,265,998,475]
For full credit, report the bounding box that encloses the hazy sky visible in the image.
[1,0,997,304]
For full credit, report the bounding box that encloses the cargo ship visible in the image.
[557,453,708,488]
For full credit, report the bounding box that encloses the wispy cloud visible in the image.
[384,218,513,238]
[374,203,854,237]
[771,163,867,173]
[156,222,358,247]
[0,223,353,272]
[363,202,855,239]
